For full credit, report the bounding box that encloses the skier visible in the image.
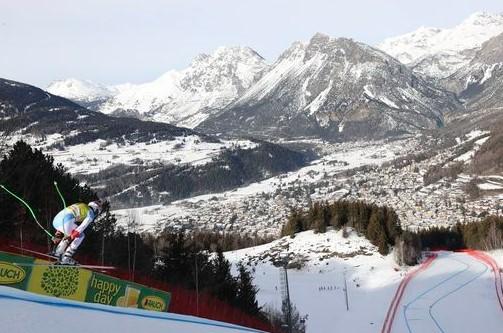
[51,200,104,264]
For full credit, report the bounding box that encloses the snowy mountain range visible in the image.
[45,11,502,142]
[47,47,269,128]
[198,33,460,140]
[378,11,503,79]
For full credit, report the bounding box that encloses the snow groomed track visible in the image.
[382,251,503,333]
[0,286,267,333]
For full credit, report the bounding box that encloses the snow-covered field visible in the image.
[4,132,257,176]
[226,230,503,333]
[226,229,403,333]
[0,286,265,333]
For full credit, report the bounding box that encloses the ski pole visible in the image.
[53,181,66,209]
[0,184,54,238]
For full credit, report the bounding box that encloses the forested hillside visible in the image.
[0,142,263,317]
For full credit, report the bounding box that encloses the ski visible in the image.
[12,262,116,270]
[9,245,58,260]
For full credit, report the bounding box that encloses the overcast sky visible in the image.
[1,0,503,87]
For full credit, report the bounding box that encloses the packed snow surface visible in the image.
[226,230,503,333]
[0,286,265,333]
[391,251,503,333]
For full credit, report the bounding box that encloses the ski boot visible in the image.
[56,247,79,266]
[57,254,79,266]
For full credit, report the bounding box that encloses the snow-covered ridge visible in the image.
[47,78,120,103]
[378,11,503,78]
[47,46,269,128]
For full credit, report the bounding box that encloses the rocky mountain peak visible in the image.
[471,32,503,65]
[47,45,269,128]
[378,11,503,78]
[464,11,503,26]
[443,31,503,111]
[182,46,268,93]
[198,32,460,141]
[278,41,306,62]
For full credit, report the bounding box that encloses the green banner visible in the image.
[86,272,170,312]
[0,251,35,289]
[0,251,170,312]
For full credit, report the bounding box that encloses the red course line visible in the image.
[466,250,503,313]
[381,253,437,333]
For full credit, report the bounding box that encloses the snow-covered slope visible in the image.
[390,251,503,333]
[199,33,459,140]
[226,230,503,333]
[48,47,269,128]
[0,287,264,333]
[378,12,503,78]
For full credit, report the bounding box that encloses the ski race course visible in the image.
[0,250,502,332]
[0,286,266,333]
[383,251,503,333]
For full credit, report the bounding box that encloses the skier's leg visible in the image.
[62,215,78,236]
[52,212,77,259]
[61,233,85,264]
[54,238,70,257]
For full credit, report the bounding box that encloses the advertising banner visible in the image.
[0,251,34,289]
[0,251,170,312]
[86,272,170,312]
[27,258,92,301]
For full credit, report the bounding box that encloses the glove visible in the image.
[69,229,80,240]
[52,231,64,245]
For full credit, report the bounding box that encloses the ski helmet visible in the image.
[88,199,104,215]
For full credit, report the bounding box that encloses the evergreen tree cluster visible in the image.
[396,216,503,266]
[281,201,402,255]
[154,142,306,201]
[183,230,274,252]
[153,231,260,315]
[414,215,503,252]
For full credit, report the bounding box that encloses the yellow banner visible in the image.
[0,252,170,311]
[27,259,92,301]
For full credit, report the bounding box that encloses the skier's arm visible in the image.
[74,209,96,235]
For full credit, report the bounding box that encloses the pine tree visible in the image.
[210,249,238,302]
[366,209,389,255]
[236,263,260,315]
